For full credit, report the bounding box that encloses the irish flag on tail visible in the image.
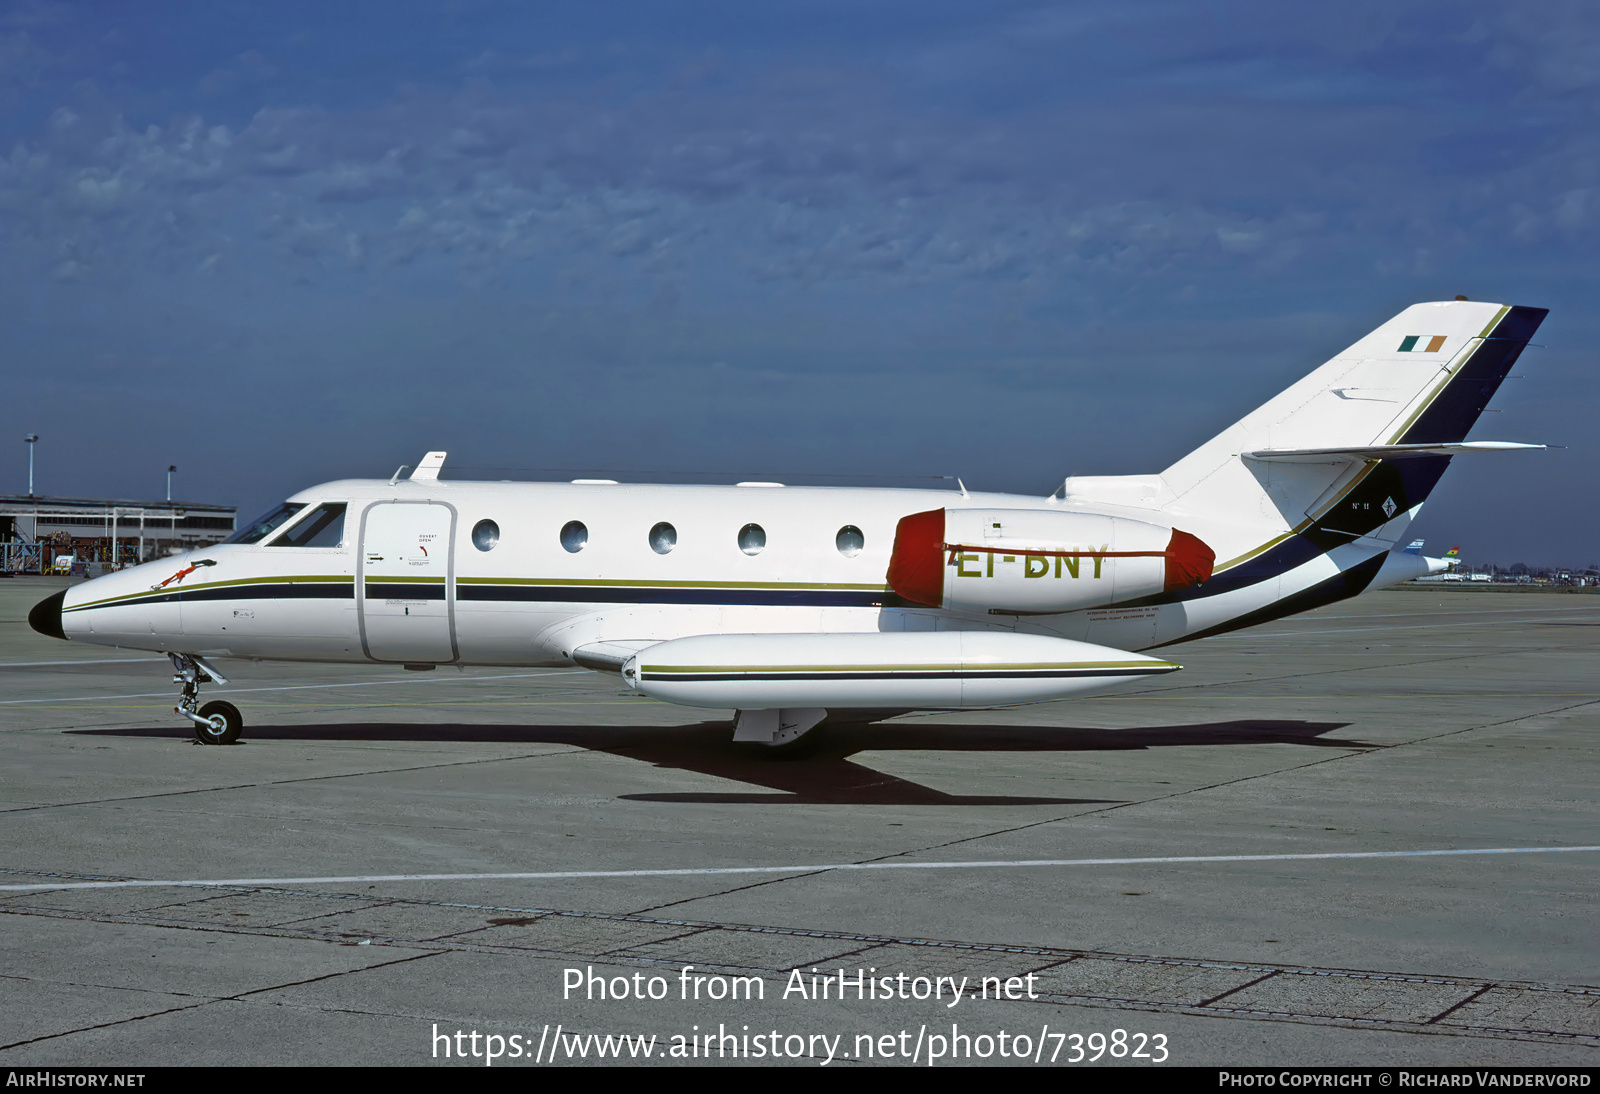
[1398,335,1448,352]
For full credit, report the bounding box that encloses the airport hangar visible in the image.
[0,494,235,575]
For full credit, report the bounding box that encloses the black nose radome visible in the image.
[28,590,67,641]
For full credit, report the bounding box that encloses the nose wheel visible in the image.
[170,654,242,744]
[193,701,243,745]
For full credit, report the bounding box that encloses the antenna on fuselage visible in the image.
[410,451,448,481]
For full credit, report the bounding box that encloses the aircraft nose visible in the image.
[28,590,67,641]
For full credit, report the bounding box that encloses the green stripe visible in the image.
[69,575,352,611]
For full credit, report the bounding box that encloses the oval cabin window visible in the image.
[560,521,588,553]
[836,525,864,557]
[471,519,500,552]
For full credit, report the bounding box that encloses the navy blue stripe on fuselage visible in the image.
[364,582,447,601]
[1151,553,1388,648]
[458,584,889,608]
[66,582,354,612]
[1161,455,1453,605]
[74,582,896,611]
[185,582,353,602]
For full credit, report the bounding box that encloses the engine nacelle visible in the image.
[886,508,1214,614]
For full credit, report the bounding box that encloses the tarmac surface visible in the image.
[0,576,1595,1067]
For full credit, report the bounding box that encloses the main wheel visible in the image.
[194,700,243,745]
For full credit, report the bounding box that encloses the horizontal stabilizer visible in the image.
[1243,441,1545,464]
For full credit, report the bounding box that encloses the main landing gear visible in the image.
[732,707,915,759]
[170,653,243,745]
[733,708,828,758]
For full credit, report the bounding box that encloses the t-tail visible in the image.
[1062,300,1547,641]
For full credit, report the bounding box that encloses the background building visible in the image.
[0,495,235,574]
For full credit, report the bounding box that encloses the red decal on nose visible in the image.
[155,564,197,589]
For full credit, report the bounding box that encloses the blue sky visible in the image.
[2,1,1595,565]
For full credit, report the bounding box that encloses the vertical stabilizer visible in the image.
[1158,301,1545,570]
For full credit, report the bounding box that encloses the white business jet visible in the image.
[29,300,1547,749]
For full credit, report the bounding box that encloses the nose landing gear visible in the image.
[170,653,243,745]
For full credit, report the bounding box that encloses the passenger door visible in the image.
[360,502,457,662]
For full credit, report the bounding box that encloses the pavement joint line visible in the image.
[0,949,445,1054]
[0,669,586,705]
[872,690,1600,869]
[626,865,838,917]
[1023,994,1597,1044]
[1222,604,1600,624]
[0,999,218,1054]
[1208,616,1600,638]
[5,904,1591,1048]
[0,746,593,815]
[6,895,1590,993]
[1120,634,1600,700]
[21,884,1600,999]
[2,845,1597,892]
[0,658,169,668]
[0,970,204,1001]
[9,891,1600,1013]
[634,706,1408,916]
[790,737,1382,876]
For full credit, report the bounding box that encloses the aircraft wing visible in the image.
[570,639,662,672]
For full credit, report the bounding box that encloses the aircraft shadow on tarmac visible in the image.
[68,718,1367,807]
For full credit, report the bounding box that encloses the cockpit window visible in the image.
[226,502,306,544]
[269,503,347,548]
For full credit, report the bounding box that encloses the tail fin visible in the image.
[1159,301,1545,569]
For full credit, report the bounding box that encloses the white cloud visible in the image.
[2,10,1597,305]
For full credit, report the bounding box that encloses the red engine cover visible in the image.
[1164,529,1215,591]
[888,508,1214,609]
[886,508,945,607]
